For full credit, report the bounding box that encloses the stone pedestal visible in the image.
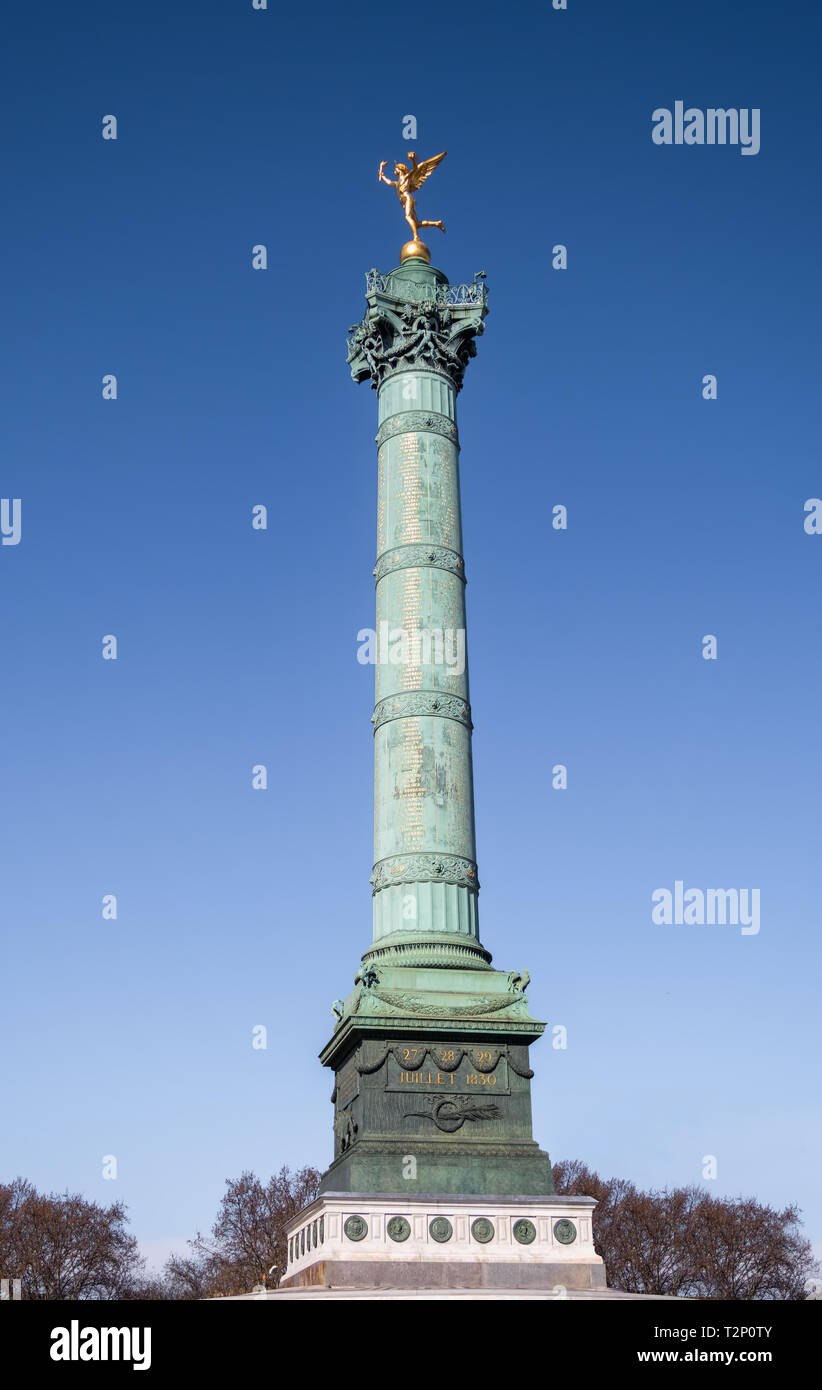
[320,964,553,1199]
[281,1193,606,1292]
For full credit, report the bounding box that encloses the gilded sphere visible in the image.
[401,239,431,264]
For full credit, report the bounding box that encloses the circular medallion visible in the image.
[471,1217,495,1244]
[344,1215,368,1242]
[513,1218,536,1245]
[429,1217,453,1243]
[387,1216,411,1243]
[553,1218,577,1245]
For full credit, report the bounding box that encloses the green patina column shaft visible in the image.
[351,258,488,968]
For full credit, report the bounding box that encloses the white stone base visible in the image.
[224,1285,675,1300]
[281,1192,607,1292]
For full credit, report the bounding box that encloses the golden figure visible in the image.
[378,150,447,262]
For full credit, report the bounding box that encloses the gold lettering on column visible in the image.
[398,435,424,545]
[396,717,424,850]
[377,445,387,556]
[400,568,422,691]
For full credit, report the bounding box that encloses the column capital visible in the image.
[347,265,489,393]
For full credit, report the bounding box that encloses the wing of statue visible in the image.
[407,150,447,191]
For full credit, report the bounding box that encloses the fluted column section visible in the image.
[347,258,488,963]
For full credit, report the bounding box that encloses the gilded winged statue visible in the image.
[378,150,447,246]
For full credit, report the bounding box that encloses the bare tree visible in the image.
[162,1165,321,1298]
[689,1193,815,1300]
[553,1160,818,1300]
[0,1177,145,1300]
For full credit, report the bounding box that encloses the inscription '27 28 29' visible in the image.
[399,1046,494,1068]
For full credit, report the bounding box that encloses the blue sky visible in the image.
[2,0,820,1273]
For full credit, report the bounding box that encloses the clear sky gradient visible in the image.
[2,0,820,1272]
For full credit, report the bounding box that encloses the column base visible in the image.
[319,1140,555,1197]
